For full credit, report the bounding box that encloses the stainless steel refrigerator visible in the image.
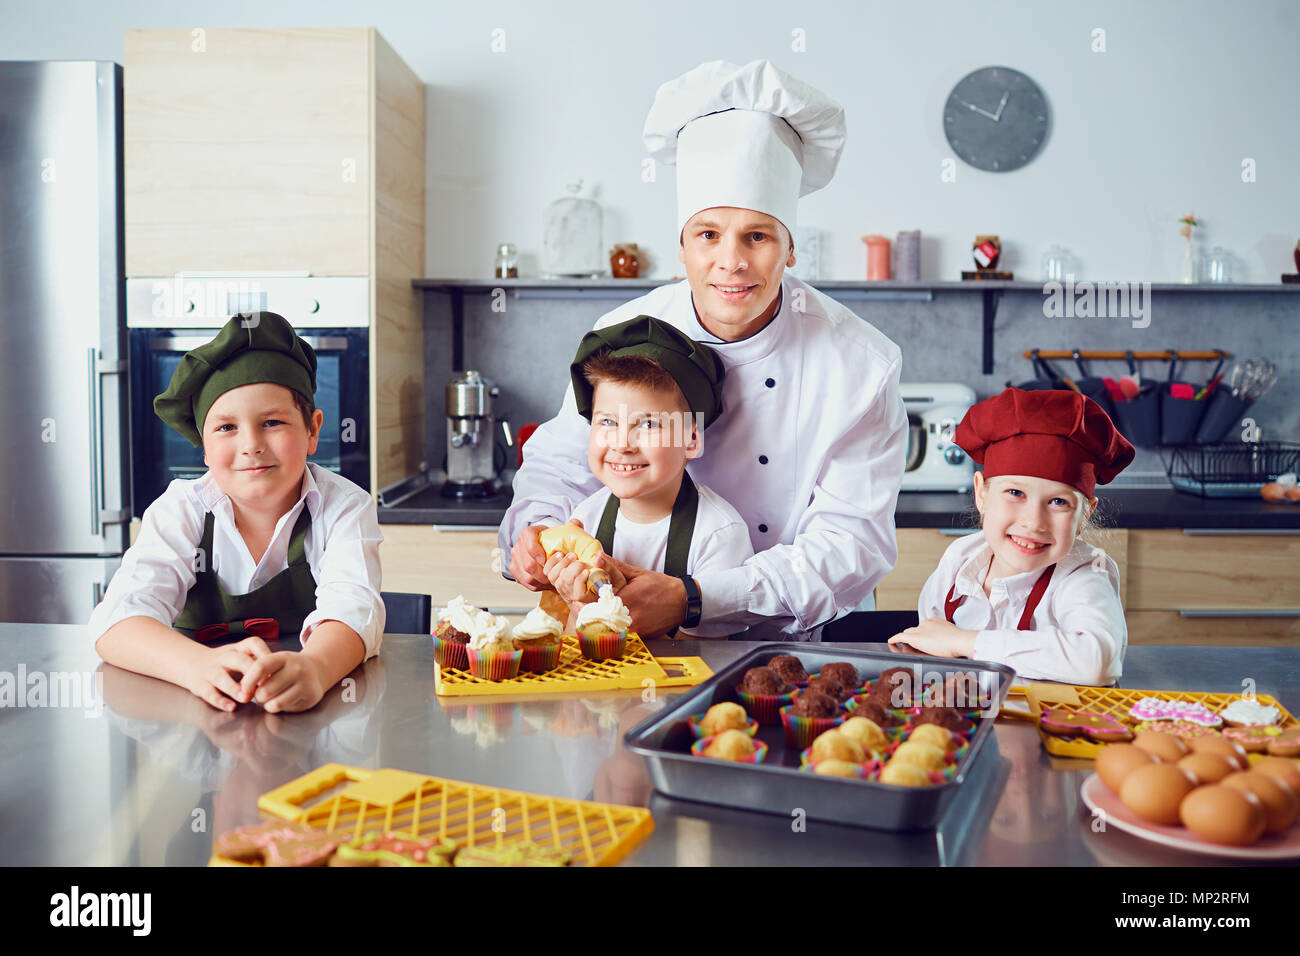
[0,61,129,624]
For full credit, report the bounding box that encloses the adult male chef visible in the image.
[501,59,907,640]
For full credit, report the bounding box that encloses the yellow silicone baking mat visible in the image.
[434,633,712,697]
[1024,684,1298,759]
[208,763,653,867]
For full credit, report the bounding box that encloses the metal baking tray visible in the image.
[624,644,1015,831]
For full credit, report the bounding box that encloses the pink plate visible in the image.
[1080,773,1300,860]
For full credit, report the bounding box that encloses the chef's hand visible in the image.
[604,557,686,639]
[509,522,570,591]
[887,618,978,658]
[185,636,273,711]
[238,651,328,714]
[543,550,625,607]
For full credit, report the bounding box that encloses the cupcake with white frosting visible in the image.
[465,610,523,681]
[432,595,482,670]
[512,607,566,673]
[574,589,632,661]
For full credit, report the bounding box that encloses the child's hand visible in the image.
[238,652,328,714]
[184,636,273,711]
[887,618,978,659]
[543,550,599,606]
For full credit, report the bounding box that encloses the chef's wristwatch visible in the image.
[679,576,702,630]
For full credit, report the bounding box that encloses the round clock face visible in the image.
[943,66,1049,172]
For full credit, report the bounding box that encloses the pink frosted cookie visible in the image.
[1221,725,1283,753]
[1039,708,1133,742]
[1128,697,1222,727]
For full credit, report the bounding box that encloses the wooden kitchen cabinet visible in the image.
[1125,529,1300,644]
[125,27,427,493]
[876,527,1130,613]
[378,525,535,614]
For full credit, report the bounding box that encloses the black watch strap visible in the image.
[679,575,702,630]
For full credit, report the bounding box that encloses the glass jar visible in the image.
[541,181,603,277]
[1206,246,1230,283]
[494,243,518,279]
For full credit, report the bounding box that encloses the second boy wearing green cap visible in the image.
[540,316,754,637]
[89,312,384,714]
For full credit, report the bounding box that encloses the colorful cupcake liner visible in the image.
[798,755,880,779]
[517,640,564,673]
[735,687,795,725]
[778,704,844,750]
[687,714,760,740]
[578,629,627,661]
[465,646,523,681]
[798,745,880,770]
[810,669,866,696]
[690,734,769,764]
[432,633,469,671]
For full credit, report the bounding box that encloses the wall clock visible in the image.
[943,66,1049,172]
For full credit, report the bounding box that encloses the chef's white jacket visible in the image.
[918,532,1126,686]
[88,463,385,658]
[566,482,756,638]
[500,275,907,640]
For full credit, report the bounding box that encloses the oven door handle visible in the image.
[149,335,349,352]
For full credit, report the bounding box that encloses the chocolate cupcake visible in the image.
[912,706,974,735]
[741,667,789,696]
[767,654,809,685]
[791,691,839,719]
[806,675,851,704]
[819,662,860,691]
[871,666,919,708]
[736,666,794,725]
[850,696,904,728]
[780,690,844,748]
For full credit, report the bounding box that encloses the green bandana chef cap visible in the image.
[569,315,725,428]
[153,312,318,447]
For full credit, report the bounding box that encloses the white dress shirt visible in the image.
[566,482,755,638]
[918,532,1126,686]
[88,463,385,658]
[501,274,907,641]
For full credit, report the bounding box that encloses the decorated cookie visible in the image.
[454,840,570,867]
[1128,697,1222,727]
[1218,699,1282,727]
[1221,725,1284,753]
[214,821,343,867]
[330,832,458,867]
[1267,728,1300,758]
[1132,719,1221,740]
[1039,708,1133,742]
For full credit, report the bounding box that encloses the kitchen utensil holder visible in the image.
[1159,352,1224,446]
[1194,389,1253,444]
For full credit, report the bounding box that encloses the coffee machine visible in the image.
[441,370,511,498]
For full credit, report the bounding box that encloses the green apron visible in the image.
[594,471,698,577]
[173,506,318,643]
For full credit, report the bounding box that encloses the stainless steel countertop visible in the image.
[2,623,1297,866]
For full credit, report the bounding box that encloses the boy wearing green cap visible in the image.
[89,312,384,713]
[541,316,753,637]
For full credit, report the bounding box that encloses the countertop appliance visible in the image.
[899,382,977,493]
[125,274,371,515]
[442,370,511,498]
[0,61,130,624]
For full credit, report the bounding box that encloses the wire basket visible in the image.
[1165,442,1300,498]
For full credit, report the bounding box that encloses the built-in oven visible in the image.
[126,275,370,516]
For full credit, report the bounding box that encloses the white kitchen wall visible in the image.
[3,0,1297,282]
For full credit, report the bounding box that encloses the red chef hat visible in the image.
[954,388,1135,498]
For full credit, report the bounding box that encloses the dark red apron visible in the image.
[945,561,1056,630]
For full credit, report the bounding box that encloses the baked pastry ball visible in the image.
[740,667,790,696]
[699,702,749,736]
[702,729,757,761]
[790,690,839,719]
[852,697,903,727]
[908,723,954,752]
[879,760,932,787]
[767,654,808,684]
[814,760,862,778]
[805,676,851,703]
[839,717,887,753]
[810,729,865,765]
[891,740,947,773]
[819,662,860,689]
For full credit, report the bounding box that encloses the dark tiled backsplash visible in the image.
[422,287,1299,486]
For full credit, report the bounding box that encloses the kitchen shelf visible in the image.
[414,278,1300,374]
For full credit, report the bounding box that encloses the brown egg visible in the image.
[1180,785,1266,845]
[1252,756,1300,794]
[1261,483,1286,502]
[1221,771,1300,834]
[1189,736,1250,771]
[1096,743,1157,793]
[1286,487,1300,502]
[1120,763,1198,825]
[1177,752,1236,785]
[1133,731,1188,762]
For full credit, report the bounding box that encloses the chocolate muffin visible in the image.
[740,667,790,697]
[912,706,974,735]
[435,623,471,645]
[871,667,918,707]
[852,696,903,728]
[791,691,839,719]
[806,675,851,703]
[767,654,808,685]
[819,662,860,690]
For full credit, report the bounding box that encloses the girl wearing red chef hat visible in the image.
[888,388,1135,685]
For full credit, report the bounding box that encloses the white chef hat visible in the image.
[643,59,846,240]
